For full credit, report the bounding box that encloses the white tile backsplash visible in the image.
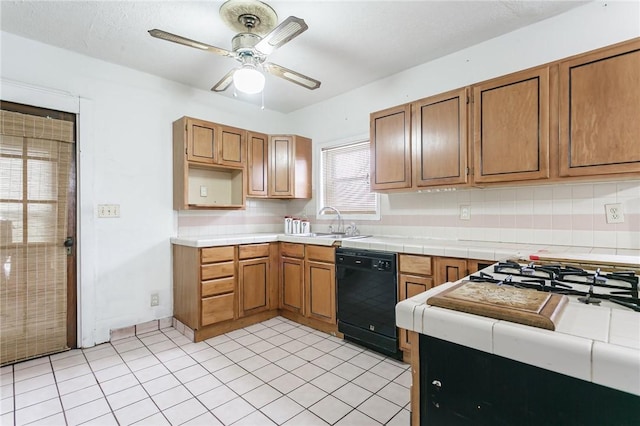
[175,180,639,250]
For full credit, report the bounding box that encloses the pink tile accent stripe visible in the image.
[376,214,640,232]
[178,215,281,227]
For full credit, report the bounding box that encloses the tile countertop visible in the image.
[170,233,640,263]
[171,233,639,395]
[396,283,640,397]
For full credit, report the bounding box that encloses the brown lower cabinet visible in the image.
[279,243,337,331]
[173,243,279,341]
[398,254,493,355]
[305,245,337,325]
[238,243,270,317]
[398,254,435,352]
[174,241,491,345]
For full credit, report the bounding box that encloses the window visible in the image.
[320,140,378,218]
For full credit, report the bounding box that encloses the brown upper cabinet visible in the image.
[173,117,246,210]
[473,66,550,184]
[371,39,639,192]
[186,118,217,164]
[247,131,269,197]
[370,104,412,191]
[269,135,312,199]
[219,124,246,167]
[413,88,469,187]
[559,39,640,177]
[184,117,246,166]
[174,116,313,208]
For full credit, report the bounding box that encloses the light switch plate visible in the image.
[98,204,120,218]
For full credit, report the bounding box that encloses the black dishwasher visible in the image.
[336,248,401,359]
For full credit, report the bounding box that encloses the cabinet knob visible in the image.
[431,379,442,388]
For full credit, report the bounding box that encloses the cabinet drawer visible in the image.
[281,242,304,258]
[201,246,235,263]
[306,245,335,263]
[202,277,235,297]
[399,254,432,275]
[201,261,235,280]
[238,243,270,260]
[201,293,235,326]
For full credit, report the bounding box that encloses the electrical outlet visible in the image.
[459,205,471,220]
[150,293,159,307]
[199,186,208,197]
[98,204,120,218]
[605,203,624,224]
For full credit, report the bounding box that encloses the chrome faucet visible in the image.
[318,206,343,234]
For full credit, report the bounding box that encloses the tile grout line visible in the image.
[47,356,68,426]
[7,317,411,426]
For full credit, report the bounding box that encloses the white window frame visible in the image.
[316,133,380,221]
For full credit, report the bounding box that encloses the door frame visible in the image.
[1,78,96,348]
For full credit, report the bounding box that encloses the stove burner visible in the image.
[469,267,640,312]
[577,294,602,305]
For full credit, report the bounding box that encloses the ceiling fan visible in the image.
[148,0,321,95]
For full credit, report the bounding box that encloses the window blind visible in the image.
[0,109,74,365]
[321,141,376,215]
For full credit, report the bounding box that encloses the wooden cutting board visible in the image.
[427,281,568,330]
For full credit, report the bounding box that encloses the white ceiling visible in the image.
[1,1,589,113]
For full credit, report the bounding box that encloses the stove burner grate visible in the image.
[469,271,640,312]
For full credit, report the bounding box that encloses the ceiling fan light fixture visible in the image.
[233,65,265,94]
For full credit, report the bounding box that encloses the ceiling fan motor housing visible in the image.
[232,32,263,55]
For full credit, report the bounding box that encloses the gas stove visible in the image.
[470,259,640,312]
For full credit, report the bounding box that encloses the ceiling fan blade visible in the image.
[211,69,235,92]
[148,29,234,57]
[264,63,321,90]
[254,16,308,55]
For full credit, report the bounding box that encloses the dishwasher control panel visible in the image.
[373,260,393,271]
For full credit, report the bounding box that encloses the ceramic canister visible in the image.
[292,218,301,234]
[284,216,293,234]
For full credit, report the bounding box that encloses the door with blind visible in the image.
[0,105,77,365]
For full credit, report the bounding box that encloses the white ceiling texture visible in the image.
[1,1,589,113]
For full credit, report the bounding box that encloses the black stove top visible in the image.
[469,260,640,312]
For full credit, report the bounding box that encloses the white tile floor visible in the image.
[0,316,411,425]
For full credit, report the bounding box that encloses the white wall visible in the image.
[1,32,288,346]
[1,0,638,346]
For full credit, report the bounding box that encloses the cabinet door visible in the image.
[280,256,304,314]
[305,260,336,324]
[247,131,268,197]
[398,274,434,351]
[559,40,640,177]
[473,67,549,183]
[413,88,469,187]
[370,104,412,190]
[238,258,269,317]
[218,125,246,167]
[467,259,494,275]
[187,118,217,164]
[434,257,468,286]
[269,135,294,197]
